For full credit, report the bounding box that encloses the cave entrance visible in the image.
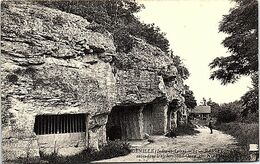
[106,105,143,141]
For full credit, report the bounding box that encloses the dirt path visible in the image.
[93,126,238,162]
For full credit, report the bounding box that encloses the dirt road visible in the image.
[93,126,238,162]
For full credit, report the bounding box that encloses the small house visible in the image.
[190,106,211,120]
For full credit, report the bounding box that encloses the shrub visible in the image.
[165,129,177,138]
[113,28,134,53]
[240,111,259,123]
[216,109,237,123]
[216,122,259,146]
[166,123,200,137]
[95,141,131,160]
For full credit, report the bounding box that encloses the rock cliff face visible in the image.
[1,1,187,161]
[114,38,179,105]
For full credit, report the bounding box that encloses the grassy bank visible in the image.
[213,122,259,162]
[216,122,259,146]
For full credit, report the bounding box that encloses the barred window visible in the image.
[34,114,86,135]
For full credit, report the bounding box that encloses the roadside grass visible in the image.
[166,123,200,138]
[212,122,259,162]
[215,122,259,146]
[16,141,131,163]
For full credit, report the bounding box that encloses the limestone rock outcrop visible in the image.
[114,38,179,105]
[1,1,187,161]
[1,1,116,160]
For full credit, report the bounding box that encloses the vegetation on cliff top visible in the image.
[183,85,197,109]
[35,0,197,105]
[3,0,197,105]
[36,0,169,53]
[35,0,191,81]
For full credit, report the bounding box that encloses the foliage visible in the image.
[217,109,237,123]
[212,114,259,162]
[216,122,259,146]
[213,121,258,162]
[36,0,169,53]
[35,0,191,80]
[135,23,170,53]
[94,140,131,159]
[113,27,135,53]
[183,85,197,109]
[209,0,258,84]
[209,0,258,116]
[216,101,243,123]
[240,111,259,123]
[241,73,259,115]
[168,50,190,80]
[165,123,200,137]
[207,98,221,117]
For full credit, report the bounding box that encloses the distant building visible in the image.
[190,106,211,120]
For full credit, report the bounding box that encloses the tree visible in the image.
[216,101,243,123]
[209,0,258,84]
[207,98,221,117]
[241,73,259,115]
[183,85,197,109]
[209,0,258,115]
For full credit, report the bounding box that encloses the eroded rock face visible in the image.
[114,38,179,105]
[1,1,116,160]
[1,1,187,161]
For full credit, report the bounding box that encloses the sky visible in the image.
[136,0,252,104]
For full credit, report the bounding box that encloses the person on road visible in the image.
[209,118,213,134]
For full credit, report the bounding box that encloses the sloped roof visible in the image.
[191,106,211,114]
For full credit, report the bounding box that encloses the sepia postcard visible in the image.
[1,0,259,163]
